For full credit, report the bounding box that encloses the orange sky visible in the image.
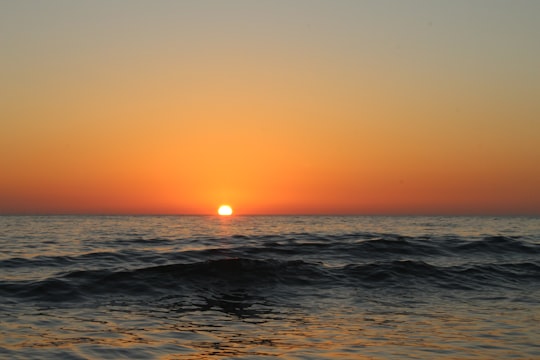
[1,1,539,215]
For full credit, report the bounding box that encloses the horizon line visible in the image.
[1,213,538,217]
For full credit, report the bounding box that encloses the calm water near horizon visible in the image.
[1,215,539,359]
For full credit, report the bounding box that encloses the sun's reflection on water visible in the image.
[2,291,539,359]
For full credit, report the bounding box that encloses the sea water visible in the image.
[1,215,539,359]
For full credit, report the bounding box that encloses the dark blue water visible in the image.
[1,216,539,359]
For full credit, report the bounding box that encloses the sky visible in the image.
[1,0,539,215]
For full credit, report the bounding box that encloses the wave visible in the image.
[227,233,540,257]
[3,234,538,269]
[344,260,540,290]
[450,235,540,253]
[1,257,539,303]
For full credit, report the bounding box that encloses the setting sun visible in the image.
[217,205,233,216]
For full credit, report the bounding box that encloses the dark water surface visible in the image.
[1,215,539,359]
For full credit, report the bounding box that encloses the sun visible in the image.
[217,205,233,216]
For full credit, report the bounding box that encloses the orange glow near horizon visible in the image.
[1,2,539,215]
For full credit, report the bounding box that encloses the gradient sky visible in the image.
[1,0,539,215]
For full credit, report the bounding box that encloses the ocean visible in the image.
[1,215,539,359]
